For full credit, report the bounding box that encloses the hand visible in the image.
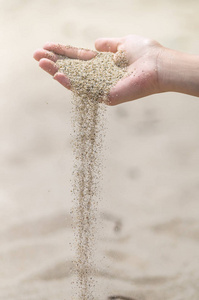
[33,35,165,105]
[34,35,199,105]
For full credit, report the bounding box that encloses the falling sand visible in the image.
[56,49,128,300]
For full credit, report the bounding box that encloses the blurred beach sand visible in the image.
[0,0,199,299]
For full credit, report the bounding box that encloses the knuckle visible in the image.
[144,38,160,48]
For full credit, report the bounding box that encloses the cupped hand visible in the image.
[33,35,165,105]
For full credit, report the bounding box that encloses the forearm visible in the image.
[158,48,199,97]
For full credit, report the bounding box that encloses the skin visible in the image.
[33,35,199,105]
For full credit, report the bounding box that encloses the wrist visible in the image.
[157,47,199,97]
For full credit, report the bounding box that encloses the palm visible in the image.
[95,35,162,105]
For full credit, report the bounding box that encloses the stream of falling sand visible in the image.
[56,50,128,300]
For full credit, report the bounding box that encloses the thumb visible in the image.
[95,37,123,53]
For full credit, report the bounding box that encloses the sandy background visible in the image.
[1,0,199,299]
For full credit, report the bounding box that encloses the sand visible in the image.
[56,51,128,300]
[1,0,199,299]
[56,51,128,102]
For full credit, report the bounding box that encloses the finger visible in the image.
[43,42,97,60]
[39,58,59,76]
[33,49,58,62]
[95,37,124,53]
[53,72,71,90]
